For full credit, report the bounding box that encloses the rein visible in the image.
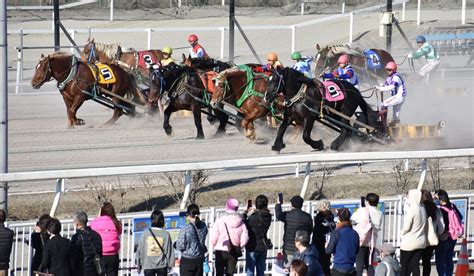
[87,43,97,63]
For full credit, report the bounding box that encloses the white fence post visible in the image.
[417,0,421,26]
[15,29,23,94]
[402,2,406,22]
[180,171,193,210]
[110,0,114,22]
[301,2,304,15]
[222,0,225,5]
[147,28,152,50]
[88,26,92,39]
[220,27,225,60]
[295,163,300,178]
[50,178,65,217]
[291,25,296,55]
[300,162,311,199]
[349,12,354,43]
[342,2,345,14]
[461,0,466,25]
[178,0,182,8]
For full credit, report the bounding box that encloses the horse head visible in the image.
[81,38,97,63]
[210,70,229,108]
[31,54,53,89]
[264,66,285,104]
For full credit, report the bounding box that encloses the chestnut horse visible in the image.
[149,64,229,139]
[265,67,380,152]
[209,65,291,142]
[314,44,395,83]
[31,52,145,128]
[81,38,164,81]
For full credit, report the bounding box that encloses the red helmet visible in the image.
[188,34,198,43]
[337,54,349,64]
[385,61,397,71]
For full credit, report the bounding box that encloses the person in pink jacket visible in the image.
[211,198,249,276]
[90,202,122,276]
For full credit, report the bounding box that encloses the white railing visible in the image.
[6,192,474,275]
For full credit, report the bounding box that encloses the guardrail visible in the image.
[6,192,474,275]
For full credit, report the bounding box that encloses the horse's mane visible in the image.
[92,42,135,59]
[49,51,71,58]
[321,44,363,58]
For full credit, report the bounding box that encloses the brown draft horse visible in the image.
[210,66,300,142]
[314,44,395,83]
[31,52,145,128]
[81,38,164,81]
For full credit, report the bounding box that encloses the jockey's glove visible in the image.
[407,53,413,59]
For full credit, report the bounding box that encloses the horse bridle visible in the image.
[265,70,285,103]
[36,58,53,87]
[87,41,97,63]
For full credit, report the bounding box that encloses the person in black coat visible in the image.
[275,195,313,266]
[39,218,71,276]
[312,201,335,276]
[70,211,103,276]
[244,195,273,276]
[0,210,14,276]
[31,214,52,275]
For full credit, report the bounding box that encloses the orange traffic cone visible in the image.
[456,238,469,276]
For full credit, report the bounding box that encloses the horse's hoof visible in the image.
[213,131,225,138]
[271,145,282,152]
[74,119,85,126]
[164,128,173,136]
[196,135,205,140]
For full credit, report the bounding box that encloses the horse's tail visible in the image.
[358,96,376,128]
[128,74,146,105]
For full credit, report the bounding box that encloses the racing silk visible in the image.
[189,43,208,58]
[254,61,284,74]
[411,42,439,62]
[378,72,406,97]
[322,65,358,87]
[161,57,175,66]
[292,56,313,78]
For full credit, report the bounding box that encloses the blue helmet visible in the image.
[416,35,426,43]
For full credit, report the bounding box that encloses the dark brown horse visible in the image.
[181,54,233,72]
[148,64,229,139]
[209,65,296,142]
[81,38,164,81]
[314,44,395,82]
[31,52,145,128]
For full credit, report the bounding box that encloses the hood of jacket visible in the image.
[407,189,422,207]
[383,255,401,272]
[220,212,245,228]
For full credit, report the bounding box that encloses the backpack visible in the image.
[440,205,464,240]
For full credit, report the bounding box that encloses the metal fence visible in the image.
[6,192,474,275]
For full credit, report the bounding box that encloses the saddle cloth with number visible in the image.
[322,81,345,102]
[138,51,156,69]
[364,49,382,70]
[87,63,116,85]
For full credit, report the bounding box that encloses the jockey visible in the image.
[407,35,440,83]
[374,61,407,127]
[188,34,208,58]
[161,46,175,66]
[291,51,313,78]
[321,54,359,89]
[254,52,283,74]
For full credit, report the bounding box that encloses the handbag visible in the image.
[85,231,105,275]
[224,223,243,259]
[257,211,273,250]
[427,216,439,246]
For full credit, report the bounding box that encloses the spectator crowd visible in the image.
[0,189,465,276]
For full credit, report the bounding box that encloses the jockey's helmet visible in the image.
[267,52,279,62]
[385,61,397,71]
[337,54,349,64]
[162,46,173,55]
[291,52,302,60]
[188,34,198,43]
[416,35,426,43]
